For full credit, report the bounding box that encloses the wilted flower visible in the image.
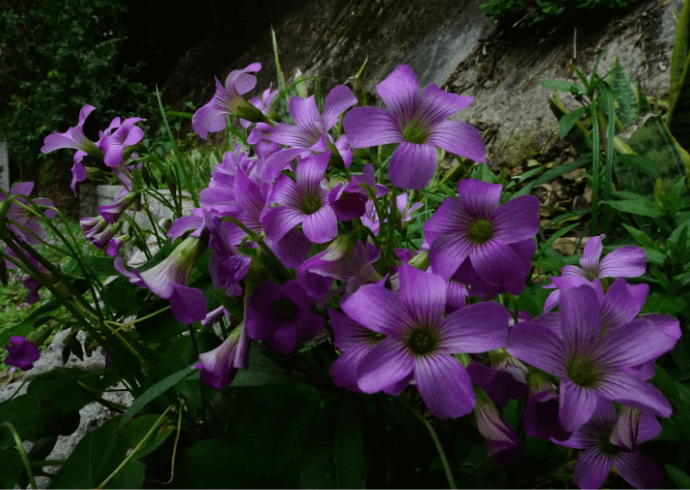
[194,325,250,390]
[473,387,524,464]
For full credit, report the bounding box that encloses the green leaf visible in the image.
[666,464,690,489]
[53,415,163,489]
[619,115,689,195]
[539,223,579,253]
[0,447,24,489]
[300,400,367,489]
[118,365,198,429]
[0,297,61,346]
[470,163,495,183]
[641,293,687,315]
[636,79,650,116]
[532,154,591,188]
[559,106,588,139]
[538,80,585,93]
[601,199,663,218]
[621,223,657,249]
[608,57,637,128]
[614,154,660,179]
[175,439,249,488]
[232,345,306,387]
[164,111,193,119]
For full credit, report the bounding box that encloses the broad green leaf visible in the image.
[666,464,690,489]
[232,345,309,387]
[619,115,689,195]
[119,365,198,429]
[621,223,657,249]
[642,293,688,316]
[601,199,663,218]
[558,106,588,139]
[608,57,636,128]
[0,447,24,489]
[175,439,249,488]
[470,163,495,183]
[53,415,163,489]
[300,400,367,489]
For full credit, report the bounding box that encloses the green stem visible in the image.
[96,406,174,489]
[589,101,600,234]
[398,398,456,489]
[0,422,38,489]
[160,405,183,485]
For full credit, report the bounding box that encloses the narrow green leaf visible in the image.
[559,106,589,139]
[270,26,289,109]
[636,79,650,116]
[533,154,590,188]
[539,223,579,253]
[118,366,198,429]
[602,199,663,218]
[670,0,690,105]
[538,80,585,93]
[164,111,193,120]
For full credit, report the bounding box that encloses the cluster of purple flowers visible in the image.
[19,60,681,488]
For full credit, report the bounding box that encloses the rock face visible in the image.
[162,0,682,165]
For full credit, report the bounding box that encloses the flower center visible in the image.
[406,328,438,356]
[273,297,298,321]
[467,219,494,244]
[565,356,601,388]
[401,121,429,144]
[301,194,323,215]
[595,428,622,457]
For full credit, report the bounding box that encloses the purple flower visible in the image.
[261,85,357,181]
[343,64,484,189]
[507,285,673,432]
[424,179,540,294]
[0,182,57,244]
[89,223,120,249]
[536,278,680,379]
[245,280,325,354]
[553,399,663,489]
[107,234,130,257]
[97,117,145,167]
[70,161,88,196]
[522,372,572,441]
[99,192,138,224]
[80,216,107,239]
[262,151,338,244]
[192,62,263,140]
[4,336,40,371]
[194,326,250,390]
[240,82,279,128]
[564,235,647,280]
[114,236,208,324]
[466,352,528,407]
[473,388,524,464]
[545,235,647,309]
[341,263,510,418]
[40,105,102,163]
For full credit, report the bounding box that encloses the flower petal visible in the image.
[441,302,509,353]
[331,345,370,392]
[599,246,647,278]
[417,85,473,126]
[507,323,566,377]
[612,451,664,489]
[597,370,672,417]
[559,286,602,355]
[322,85,357,130]
[302,206,338,244]
[268,122,319,149]
[169,285,207,324]
[427,120,486,162]
[469,239,525,286]
[342,107,403,148]
[376,64,419,123]
[357,338,414,393]
[341,283,413,336]
[593,318,675,369]
[427,234,474,281]
[573,449,612,490]
[600,279,648,331]
[456,179,502,218]
[415,353,475,418]
[262,206,305,241]
[492,196,540,243]
[389,142,437,190]
[559,379,600,432]
[398,264,446,327]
